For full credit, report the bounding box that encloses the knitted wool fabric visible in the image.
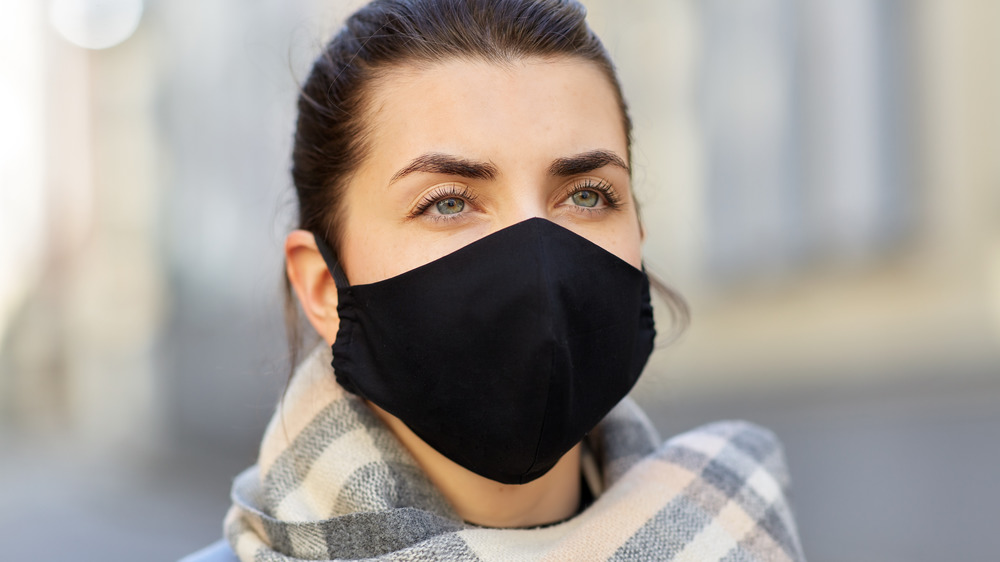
[224,346,806,561]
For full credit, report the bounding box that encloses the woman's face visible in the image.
[339,57,642,286]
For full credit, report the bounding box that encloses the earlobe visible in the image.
[285,229,341,344]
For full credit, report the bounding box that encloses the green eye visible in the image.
[436,197,465,214]
[571,190,600,208]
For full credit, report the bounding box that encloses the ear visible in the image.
[285,229,340,345]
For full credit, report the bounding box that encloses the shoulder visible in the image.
[644,420,805,560]
[660,420,791,486]
[178,540,239,562]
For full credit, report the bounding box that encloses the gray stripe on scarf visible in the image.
[587,399,660,485]
[368,532,480,561]
[334,461,457,518]
[610,495,714,561]
[758,504,805,560]
[317,508,465,559]
[262,398,376,511]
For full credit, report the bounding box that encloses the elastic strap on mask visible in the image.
[313,233,351,288]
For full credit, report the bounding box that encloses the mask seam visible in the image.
[522,219,557,482]
[521,342,555,483]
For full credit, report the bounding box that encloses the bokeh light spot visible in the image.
[49,0,143,50]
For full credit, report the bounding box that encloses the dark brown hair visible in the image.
[286,0,687,369]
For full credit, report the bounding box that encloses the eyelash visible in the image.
[566,178,622,212]
[408,184,479,219]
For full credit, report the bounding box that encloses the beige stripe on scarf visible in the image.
[460,459,699,561]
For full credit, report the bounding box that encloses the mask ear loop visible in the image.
[313,233,351,288]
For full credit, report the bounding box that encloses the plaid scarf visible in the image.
[224,346,805,561]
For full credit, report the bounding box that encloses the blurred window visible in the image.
[699,0,912,284]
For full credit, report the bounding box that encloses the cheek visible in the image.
[339,216,478,285]
[337,191,397,284]
[337,174,419,284]
[565,213,644,270]
[613,228,644,270]
[339,225,420,285]
[615,204,645,269]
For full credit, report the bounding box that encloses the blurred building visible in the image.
[1,1,998,560]
[588,0,1000,397]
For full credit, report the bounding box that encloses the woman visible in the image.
[184,0,804,560]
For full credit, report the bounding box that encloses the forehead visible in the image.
[358,57,628,180]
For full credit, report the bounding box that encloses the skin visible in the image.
[285,57,643,528]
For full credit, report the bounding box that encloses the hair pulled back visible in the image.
[286,0,686,366]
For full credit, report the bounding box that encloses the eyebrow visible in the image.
[548,149,630,177]
[389,148,629,185]
[390,153,499,183]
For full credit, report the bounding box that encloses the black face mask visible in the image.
[314,218,655,485]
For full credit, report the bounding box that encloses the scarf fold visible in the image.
[225,346,805,561]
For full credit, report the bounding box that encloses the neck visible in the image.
[368,402,582,528]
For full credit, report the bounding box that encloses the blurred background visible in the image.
[1,0,997,560]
